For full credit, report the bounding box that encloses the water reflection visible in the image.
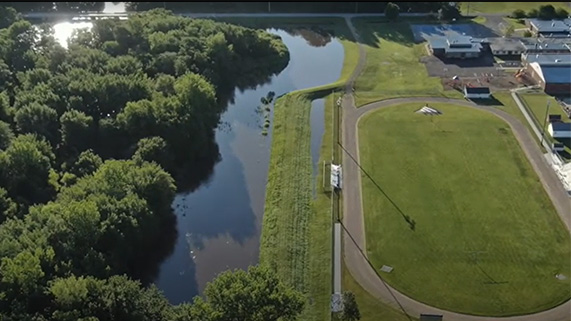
[154,29,344,304]
[285,28,333,47]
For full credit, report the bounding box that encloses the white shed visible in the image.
[464,86,491,99]
[548,122,571,138]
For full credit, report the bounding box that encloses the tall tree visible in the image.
[192,265,305,321]
[384,2,400,21]
[15,102,59,144]
[538,4,557,20]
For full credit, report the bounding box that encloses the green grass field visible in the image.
[358,103,571,316]
[342,262,417,321]
[460,2,570,15]
[492,92,546,150]
[352,18,463,107]
[260,93,329,321]
[521,94,570,124]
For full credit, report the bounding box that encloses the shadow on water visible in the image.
[130,211,180,286]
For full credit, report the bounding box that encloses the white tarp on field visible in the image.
[331,164,342,189]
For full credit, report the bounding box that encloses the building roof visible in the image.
[428,36,483,53]
[529,19,571,33]
[487,37,525,52]
[523,53,571,65]
[521,39,571,52]
[550,122,571,132]
[540,65,571,83]
[447,35,473,46]
[465,86,490,94]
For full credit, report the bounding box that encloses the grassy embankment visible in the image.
[351,17,465,106]
[253,17,350,321]
[459,2,570,15]
[243,17,412,321]
[492,92,545,149]
[358,102,571,316]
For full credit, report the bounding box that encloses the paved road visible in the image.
[333,223,342,294]
[341,18,571,321]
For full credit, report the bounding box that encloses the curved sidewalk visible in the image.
[340,95,571,321]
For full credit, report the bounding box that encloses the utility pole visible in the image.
[268,2,271,13]
[540,99,551,147]
[355,2,358,14]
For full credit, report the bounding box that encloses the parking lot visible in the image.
[420,53,520,91]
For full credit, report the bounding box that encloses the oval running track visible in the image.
[341,17,571,321]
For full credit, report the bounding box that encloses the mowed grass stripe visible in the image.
[260,93,319,317]
[358,103,570,316]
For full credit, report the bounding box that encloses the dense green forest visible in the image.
[126,2,453,13]
[2,2,454,14]
[0,7,300,321]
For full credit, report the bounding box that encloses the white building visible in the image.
[548,122,571,138]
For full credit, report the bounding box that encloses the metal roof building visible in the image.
[522,53,571,65]
[528,19,571,36]
[526,61,571,94]
[427,35,483,59]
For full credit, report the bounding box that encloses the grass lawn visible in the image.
[261,93,329,321]
[504,18,527,29]
[342,262,417,321]
[492,92,546,151]
[521,93,570,124]
[352,18,463,107]
[460,2,570,15]
[520,93,571,154]
[358,102,571,316]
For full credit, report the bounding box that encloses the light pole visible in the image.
[540,99,551,148]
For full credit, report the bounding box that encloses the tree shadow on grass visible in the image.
[352,20,416,49]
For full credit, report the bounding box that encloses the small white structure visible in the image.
[464,86,491,99]
[330,164,342,190]
[416,105,442,115]
[548,122,571,138]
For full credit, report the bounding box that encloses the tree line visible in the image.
[0,7,304,321]
[511,4,569,20]
[2,2,457,14]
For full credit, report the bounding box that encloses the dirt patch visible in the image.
[421,52,526,91]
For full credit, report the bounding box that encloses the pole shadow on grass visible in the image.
[338,220,414,321]
[339,142,416,231]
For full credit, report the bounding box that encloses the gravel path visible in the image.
[340,17,571,321]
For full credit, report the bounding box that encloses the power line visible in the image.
[337,219,413,321]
